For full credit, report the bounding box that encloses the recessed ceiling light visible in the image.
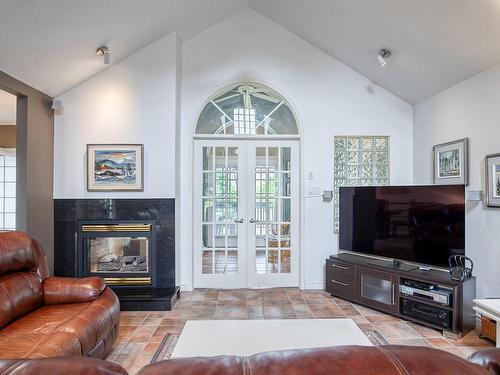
[377,48,392,67]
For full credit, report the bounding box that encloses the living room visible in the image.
[1,1,500,374]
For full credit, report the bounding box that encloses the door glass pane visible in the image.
[253,146,293,274]
[214,198,225,221]
[227,173,238,196]
[215,172,225,196]
[281,173,291,196]
[215,147,226,170]
[203,147,213,170]
[268,249,279,273]
[227,250,238,273]
[280,249,291,273]
[214,250,226,274]
[227,198,238,221]
[214,224,225,248]
[201,146,240,275]
[202,224,212,247]
[202,199,213,222]
[281,199,291,222]
[203,173,213,196]
[281,148,291,171]
[268,147,279,170]
[202,250,213,274]
[228,148,238,170]
[256,147,266,167]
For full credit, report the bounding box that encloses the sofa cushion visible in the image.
[0,272,43,329]
[0,288,119,358]
[0,331,82,358]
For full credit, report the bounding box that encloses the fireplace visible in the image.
[81,223,155,286]
[54,199,178,311]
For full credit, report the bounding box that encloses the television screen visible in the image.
[339,185,465,268]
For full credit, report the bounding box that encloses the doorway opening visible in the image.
[0,90,17,231]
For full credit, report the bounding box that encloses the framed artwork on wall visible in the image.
[87,144,144,192]
[485,153,500,207]
[433,138,468,185]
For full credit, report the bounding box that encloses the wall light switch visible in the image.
[308,172,314,180]
[323,190,333,202]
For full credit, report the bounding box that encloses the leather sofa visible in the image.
[1,346,500,374]
[0,231,120,359]
[137,345,500,375]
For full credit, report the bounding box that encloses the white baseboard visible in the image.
[180,284,193,292]
[303,283,325,290]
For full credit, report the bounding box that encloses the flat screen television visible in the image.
[339,185,465,268]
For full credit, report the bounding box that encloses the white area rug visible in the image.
[171,318,372,358]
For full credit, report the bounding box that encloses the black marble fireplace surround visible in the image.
[54,199,179,310]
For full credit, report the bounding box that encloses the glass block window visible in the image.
[0,152,16,230]
[334,136,389,233]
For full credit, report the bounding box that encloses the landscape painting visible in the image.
[87,144,143,191]
[438,148,461,178]
[433,138,468,185]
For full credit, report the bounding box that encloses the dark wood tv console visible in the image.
[326,253,476,338]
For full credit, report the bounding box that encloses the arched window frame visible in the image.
[195,83,299,137]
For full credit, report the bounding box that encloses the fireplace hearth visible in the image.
[54,199,179,311]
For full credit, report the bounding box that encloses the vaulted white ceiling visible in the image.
[0,0,247,97]
[1,0,500,103]
[250,0,500,103]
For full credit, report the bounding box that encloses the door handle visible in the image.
[249,218,259,223]
[234,218,244,223]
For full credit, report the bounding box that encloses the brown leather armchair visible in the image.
[0,231,120,359]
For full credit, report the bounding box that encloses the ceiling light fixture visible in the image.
[377,48,392,67]
[96,46,111,65]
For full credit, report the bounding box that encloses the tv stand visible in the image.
[326,253,475,337]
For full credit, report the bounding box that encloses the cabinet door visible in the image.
[356,267,398,313]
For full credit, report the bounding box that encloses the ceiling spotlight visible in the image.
[96,46,111,65]
[377,48,392,67]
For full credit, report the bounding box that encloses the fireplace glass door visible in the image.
[80,223,153,285]
[89,236,149,273]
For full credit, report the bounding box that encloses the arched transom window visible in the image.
[196,83,298,135]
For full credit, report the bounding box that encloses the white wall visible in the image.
[413,63,500,298]
[179,8,413,289]
[54,32,179,199]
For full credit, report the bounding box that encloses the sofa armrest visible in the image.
[468,348,500,375]
[43,276,106,305]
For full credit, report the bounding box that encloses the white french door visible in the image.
[194,139,299,288]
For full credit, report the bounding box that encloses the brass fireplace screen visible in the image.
[83,224,152,285]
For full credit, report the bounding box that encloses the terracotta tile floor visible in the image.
[108,288,494,374]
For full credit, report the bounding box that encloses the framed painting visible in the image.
[485,153,500,207]
[433,138,468,185]
[87,144,144,192]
